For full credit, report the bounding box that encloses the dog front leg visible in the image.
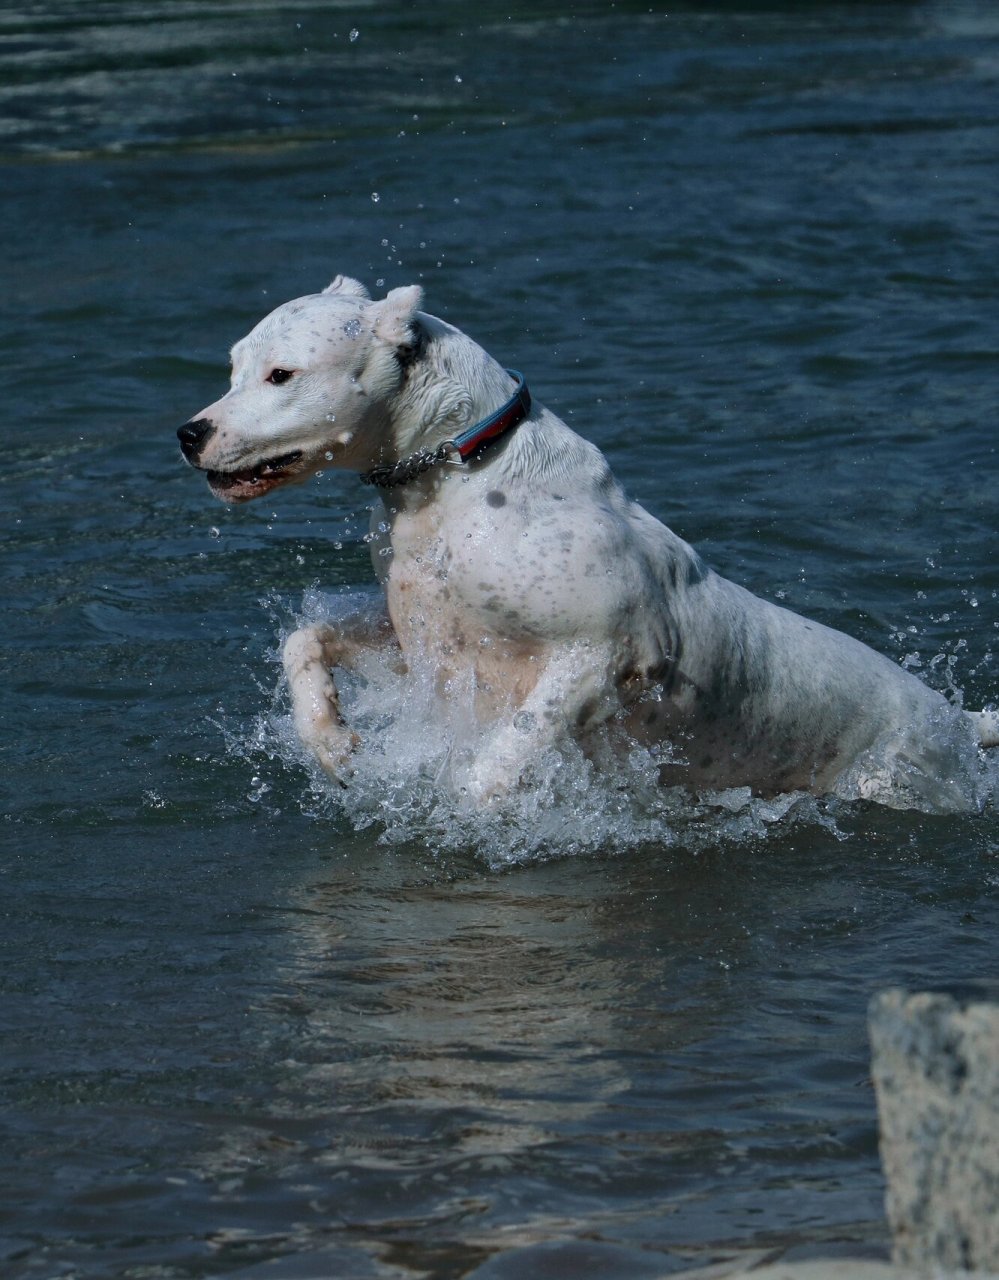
[462,648,616,804]
[282,613,399,784]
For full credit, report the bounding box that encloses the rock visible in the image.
[680,1265,997,1280]
[869,985,999,1270]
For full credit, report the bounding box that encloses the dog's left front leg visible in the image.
[462,646,616,804]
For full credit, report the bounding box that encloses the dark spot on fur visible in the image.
[486,490,507,508]
[685,554,708,587]
[643,635,682,695]
[667,556,707,591]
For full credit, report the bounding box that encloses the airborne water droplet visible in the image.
[370,192,380,203]
[349,27,359,41]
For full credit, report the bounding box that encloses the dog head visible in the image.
[177,276,424,502]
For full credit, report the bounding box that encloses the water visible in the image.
[4,1,999,1275]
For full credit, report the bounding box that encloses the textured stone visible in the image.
[679,1265,997,1280]
[869,986,999,1270]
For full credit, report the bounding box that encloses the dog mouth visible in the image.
[206,451,304,502]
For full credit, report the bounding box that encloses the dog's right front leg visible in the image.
[282,624,360,785]
[282,609,402,784]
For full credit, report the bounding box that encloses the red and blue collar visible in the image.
[361,369,531,489]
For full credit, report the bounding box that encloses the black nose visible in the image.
[177,418,215,460]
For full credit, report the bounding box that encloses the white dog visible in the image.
[178,276,998,808]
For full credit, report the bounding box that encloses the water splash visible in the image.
[230,590,999,867]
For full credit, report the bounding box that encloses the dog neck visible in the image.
[360,370,531,490]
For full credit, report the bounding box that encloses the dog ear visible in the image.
[373,285,424,351]
[322,275,370,299]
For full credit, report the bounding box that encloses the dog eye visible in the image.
[267,368,294,385]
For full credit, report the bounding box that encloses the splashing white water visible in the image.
[231,589,998,867]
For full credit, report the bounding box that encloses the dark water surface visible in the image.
[5,2,999,1276]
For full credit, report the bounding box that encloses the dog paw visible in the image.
[310,728,361,788]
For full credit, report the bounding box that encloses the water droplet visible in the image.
[375,278,385,287]
[342,317,362,337]
[349,27,359,41]
[325,450,334,461]
[247,775,271,804]
[209,526,221,539]
[454,74,463,83]
[370,191,380,203]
